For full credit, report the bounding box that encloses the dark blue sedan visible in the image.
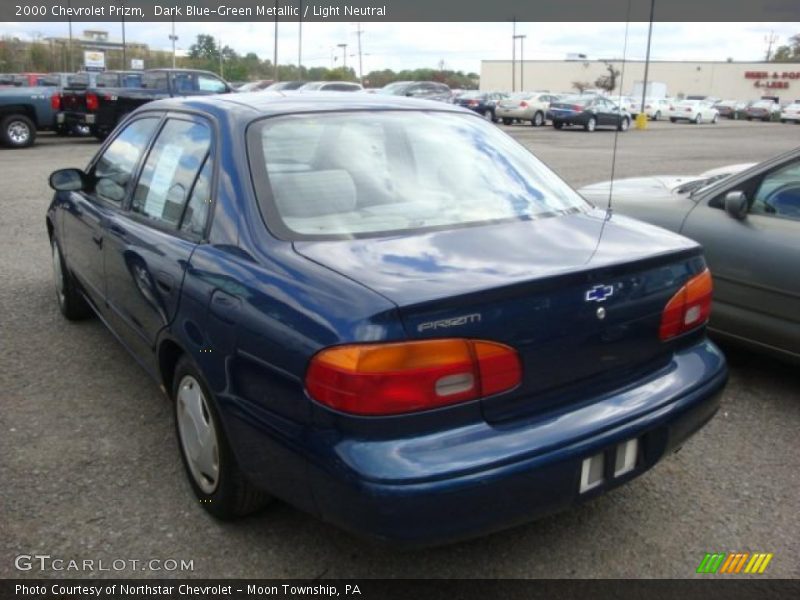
[46,93,727,545]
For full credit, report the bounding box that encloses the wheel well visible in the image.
[158,339,184,397]
[0,105,37,126]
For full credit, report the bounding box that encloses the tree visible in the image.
[188,34,219,61]
[571,80,592,93]
[771,34,800,62]
[594,61,620,92]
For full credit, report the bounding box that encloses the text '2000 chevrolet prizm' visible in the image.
[45,92,728,546]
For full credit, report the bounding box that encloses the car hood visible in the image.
[293,209,698,307]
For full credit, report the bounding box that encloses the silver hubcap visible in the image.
[588,119,595,131]
[535,113,543,126]
[8,120,30,144]
[621,119,628,130]
[177,375,220,494]
[52,243,65,305]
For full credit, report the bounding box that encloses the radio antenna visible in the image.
[606,0,633,219]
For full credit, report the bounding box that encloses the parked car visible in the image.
[264,81,307,91]
[377,81,452,102]
[297,81,364,92]
[45,93,726,545]
[549,94,631,131]
[580,148,800,362]
[57,68,233,140]
[713,100,739,119]
[0,84,61,147]
[236,80,274,92]
[745,99,780,121]
[780,101,800,123]
[453,91,508,121]
[496,92,559,126]
[639,97,670,120]
[666,100,719,124]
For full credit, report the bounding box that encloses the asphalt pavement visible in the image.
[1,118,798,579]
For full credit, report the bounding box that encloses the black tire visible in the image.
[761,117,769,122]
[51,238,92,321]
[669,117,677,123]
[747,116,752,121]
[781,119,787,123]
[173,355,270,519]
[502,118,512,125]
[532,111,545,127]
[91,126,109,142]
[0,114,36,148]
[553,121,564,129]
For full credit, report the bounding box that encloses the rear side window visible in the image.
[93,118,160,205]
[131,119,211,228]
[180,157,213,236]
[143,72,168,89]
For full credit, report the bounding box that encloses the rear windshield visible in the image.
[248,111,588,240]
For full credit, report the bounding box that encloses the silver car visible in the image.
[580,148,800,362]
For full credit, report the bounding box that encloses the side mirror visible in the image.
[49,168,89,192]
[724,190,749,220]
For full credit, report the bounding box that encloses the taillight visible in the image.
[571,104,583,111]
[85,92,99,111]
[467,100,479,107]
[685,107,692,112]
[50,93,61,111]
[305,339,522,416]
[659,269,713,340]
[520,101,529,108]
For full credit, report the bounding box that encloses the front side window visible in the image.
[131,119,211,227]
[93,118,160,204]
[751,160,800,220]
[197,74,227,93]
[250,111,588,239]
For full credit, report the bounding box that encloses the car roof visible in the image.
[141,91,469,121]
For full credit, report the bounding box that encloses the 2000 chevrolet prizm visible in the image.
[46,93,727,545]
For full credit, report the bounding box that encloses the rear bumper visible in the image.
[302,339,727,545]
[57,111,96,126]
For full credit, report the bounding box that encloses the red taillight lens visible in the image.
[85,92,99,111]
[520,101,529,108]
[467,100,479,107]
[50,93,61,111]
[685,107,692,112]
[659,269,713,340]
[571,104,583,111]
[305,339,522,416]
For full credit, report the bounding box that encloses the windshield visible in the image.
[248,111,588,240]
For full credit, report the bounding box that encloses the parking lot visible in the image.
[1,118,799,579]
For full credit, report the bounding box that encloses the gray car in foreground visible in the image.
[580,147,800,362]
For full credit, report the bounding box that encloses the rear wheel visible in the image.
[584,117,596,132]
[781,119,787,123]
[618,117,630,132]
[174,356,270,519]
[694,114,703,124]
[502,118,512,125]
[51,238,92,321]
[532,111,545,127]
[0,114,36,148]
[711,114,718,124]
[553,121,564,129]
[483,109,494,122]
[669,117,677,123]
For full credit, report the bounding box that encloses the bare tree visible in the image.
[594,61,620,92]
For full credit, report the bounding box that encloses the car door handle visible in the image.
[109,224,127,238]
[92,234,103,248]
[155,272,175,293]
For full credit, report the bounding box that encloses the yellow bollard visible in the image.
[635,113,648,130]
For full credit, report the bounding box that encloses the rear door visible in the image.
[681,158,800,357]
[102,115,214,364]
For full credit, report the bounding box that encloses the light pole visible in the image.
[67,0,73,71]
[121,0,127,70]
[511,18,516,92]
[273,0,279,81]
[337,43,348,70]
[513,34,526,92]
[636,0,656,130]
[298,0,303,78]
[169,18,178,68]
[354,23,364,85]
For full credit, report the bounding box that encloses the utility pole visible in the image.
[67,0,73,71]
[298,0,303,79]
[121,0,127,70]
[513,34,526,92]
[169,17,178,68]
[219,38,223,78]
[764,31,778,61]
[338,43,348,70]
[273,0,279,81]
[511,17,516,92]
[355,23,364,85]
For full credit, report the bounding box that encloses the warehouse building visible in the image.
[480,59,800,102]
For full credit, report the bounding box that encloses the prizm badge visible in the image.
[585,284,614,303]
[417,313,481,332]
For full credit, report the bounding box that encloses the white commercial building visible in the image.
[480,60,800,102]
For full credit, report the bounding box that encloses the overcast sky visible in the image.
[2,22,798,73]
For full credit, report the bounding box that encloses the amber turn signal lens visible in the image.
[659,268,713,340]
